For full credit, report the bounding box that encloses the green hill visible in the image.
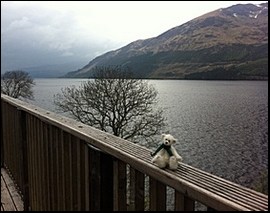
[65,2,268,80]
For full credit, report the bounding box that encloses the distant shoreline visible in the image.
[55,77,269,81]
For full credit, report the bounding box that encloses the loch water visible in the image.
[29,79,268,195]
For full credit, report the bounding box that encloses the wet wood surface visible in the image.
[1,168,23,211]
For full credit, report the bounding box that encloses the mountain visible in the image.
[65,2,268,80]
[22,61,87,78]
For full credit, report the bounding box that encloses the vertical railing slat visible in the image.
[135,169,145,211]
[84,143,90,211]
[36,117,42,211]
[26,114,33,210]
[39,120,45,211]
[63,132,73,210]
[18,109,29,211]
[128,167,145,211]
[89,147,101,210]
[149,177,166,211]
[48,125,54,210]
[113,159,127,211]
[58,129,65,210]
[43,121,50,210]
[13,107,19,188]
[1,100,3,167]
[53,126,59,210]
[175,190,195,211]
[100,152,113,211]
[53,127,61,211]
[79,141,86,210]
[32,115,37,210]
[71,136,79,210]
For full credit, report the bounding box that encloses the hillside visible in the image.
[22,61,87,78]
[65,2,268,80]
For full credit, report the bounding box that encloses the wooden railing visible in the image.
[1,94,268,211]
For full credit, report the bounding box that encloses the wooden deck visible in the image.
[1,168,23,211]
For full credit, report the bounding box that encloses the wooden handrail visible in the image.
[1,94,268,211]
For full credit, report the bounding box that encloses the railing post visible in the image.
[100,152,114,210]
[19,109,30,211]
[175,190,195,211]
[149,177,166,211]
[1,100,4,167]
[88,145,114,211]
[113,159,127,211]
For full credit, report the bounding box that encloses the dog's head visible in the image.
[162,134,177,146]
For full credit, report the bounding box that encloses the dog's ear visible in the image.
[161,133,166,138]
[172,138,177,144]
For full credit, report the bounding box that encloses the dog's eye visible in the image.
[167,140,170,142]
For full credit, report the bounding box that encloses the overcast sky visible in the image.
[1,1,267,72]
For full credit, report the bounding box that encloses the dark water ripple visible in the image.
[151,80,268,192]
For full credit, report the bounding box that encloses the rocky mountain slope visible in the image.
[65,2,268,79]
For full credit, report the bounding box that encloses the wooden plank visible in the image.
[39,120,45,210]
[4,180,24,211]
[135,169,145,211]
[2,102,7,166]
[43,121,51,211]
[4,103,11,178]
[50,125,58,210]
[34,116,40,211]
[149,177,166,211]
[14,109,23,192]
[113,159,127,211]
[79,141,86,211]
[26,114,33,211]
[1,101,3,167]
[89,146,101,210]
[175,190,195,211]
[71,136,79,210]
[100,152,113,211]
[128,167,145,211]
[30,115,36,211]
[128,166,135,210]
[178,167,267,210]
[1,169,24,211]
[48,124,54,210]
[5,104,11,178]
[1,175,17,211]
[184,163,268,205]
[35,117,42,211]
[180,164,268,206]
[38,120,45,211]
[58,129,65,211]
[84,143,90,211]
[54,126,61,211]
[19,110,30,211]
[63,132,73,211]
[1,101,5,167]
[30,114,37,211]
[10,106,15,182]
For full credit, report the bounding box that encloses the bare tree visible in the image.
[54,66,165,143]
[1,70,35,100]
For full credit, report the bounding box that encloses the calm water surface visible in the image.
[29,79,268,193]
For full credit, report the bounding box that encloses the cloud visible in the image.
[1,1,120,71]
